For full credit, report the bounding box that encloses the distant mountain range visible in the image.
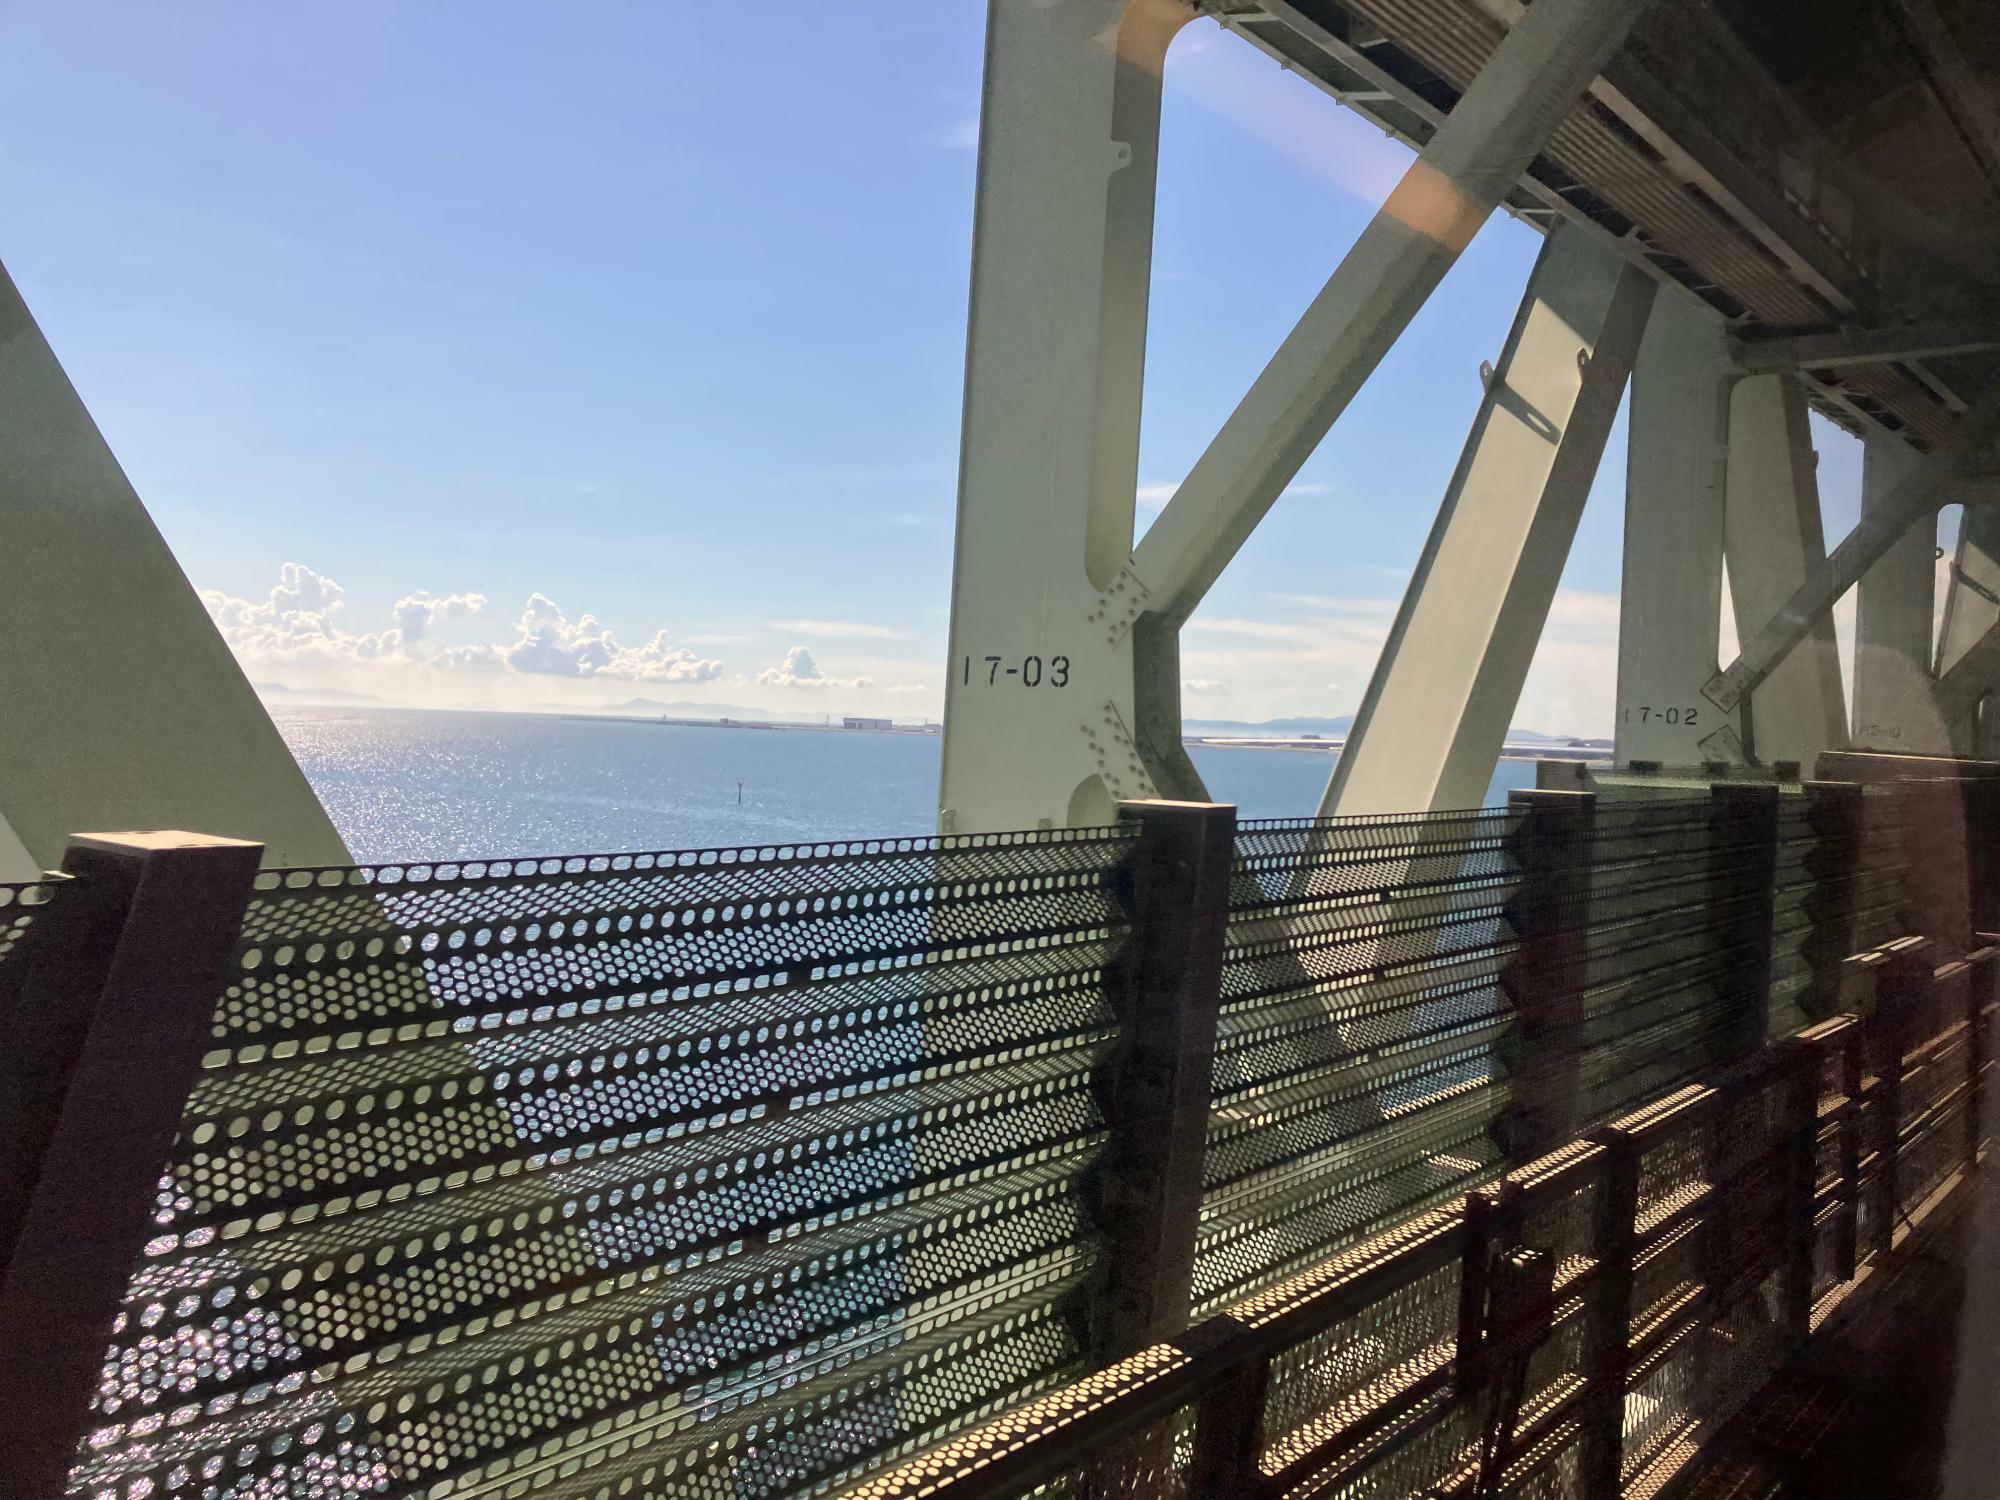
[564,697,816,722]
[1183,715,1584,743]
[253,681,388,706]
[255,690,1601,743]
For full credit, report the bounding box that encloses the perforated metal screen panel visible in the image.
[0,876,69,1009]
[71,830,1136,1500]
[1199,810,1521,1314]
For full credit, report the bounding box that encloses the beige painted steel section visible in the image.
[0,262,348,869]
[1722,375,1848,765]
[1322,225,1653,816]
[1130,0,1657,623]
[1852,437,1947,751]
[1615,292,1731,765]
[1934,500,2000,752]
[1704,383,2000,718]
[0,812,35,883]
[1937,500,2000,677]
[937,0,1191,834]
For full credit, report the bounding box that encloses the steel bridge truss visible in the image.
[937,0,2000,834]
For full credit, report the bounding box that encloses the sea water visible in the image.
[273,706,1539,863]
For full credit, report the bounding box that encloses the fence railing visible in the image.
[0,768,1983,1500]
[844,932,1996,1500]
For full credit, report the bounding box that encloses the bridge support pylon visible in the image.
[938,0,1657,833]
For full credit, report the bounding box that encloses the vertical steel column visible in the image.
[938,0,1192,833]
[1322,225,1655,816]
[1498,789,1595,1163]
[1723,375,1848,765]
[0,831,262,1500]
[1089,798,1235,1358]
[1709,783,1781,1061]
[1853,437,1943,751]
[1616,292,1733,765]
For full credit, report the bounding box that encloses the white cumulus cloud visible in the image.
[501,594,723,682]
[758,645,872,690]
[394,590,488,645]
[203,564,722,684]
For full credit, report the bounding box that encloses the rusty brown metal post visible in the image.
[1773,1036,1821,1353]
[1498,790,1595,1163]
[1904,778,1976,959]
[0,831,262,1500]
[1089,799,1236,1360]
[1802,780,1863,1019]
[1964,776,2000,937]
[1868,940,1934,1257]
[1579,1128,1640,1500]
[1185,1336,1270,1499]
[1709,782,1780,1063]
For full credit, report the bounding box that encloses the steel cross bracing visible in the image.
[940,0,2000,835]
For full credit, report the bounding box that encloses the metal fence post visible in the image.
[1579,1128,1640,1500]
[1965,776,2000,937]
[1868,940,1933,1258]
[1090,800,1236,1360]
[1186,1337,1270,1499]
[0,831,262,1500]
[1968,947,1995,1171]
[1802,780,1862,1019]
[1904,778,1976,958]
[1499,790,1595,1163]
[1709,782,1780,1062]
[1773,1036,1821,1353]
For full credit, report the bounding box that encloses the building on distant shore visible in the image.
[843,716,894,732]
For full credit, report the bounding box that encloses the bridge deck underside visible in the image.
[1213,0,2000,451]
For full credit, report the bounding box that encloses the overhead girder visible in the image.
[938,0,1657,833]
[0,262,349,876]
[1127,0,1658,628]
[1322,223,1654,816]
[1731,324,2000,374]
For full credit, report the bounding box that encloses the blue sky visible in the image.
[0,3,1868,731]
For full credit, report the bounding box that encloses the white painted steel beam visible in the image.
[1723,374,1849,765]
[939,0,1653,832]
[936,0,1193,833]
[0,262,349,869]
[1704,383,2000,721]
[1129,0,1656,626]
[1730,325,2000,373]
[1321,224,1653,816]
[1615,292,1734,765]
[1852,437,1947,752]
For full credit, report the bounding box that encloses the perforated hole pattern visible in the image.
[0,875,69,990]
[72,828,1138,1500]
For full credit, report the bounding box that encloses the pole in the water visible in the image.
[737,780,743,805]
